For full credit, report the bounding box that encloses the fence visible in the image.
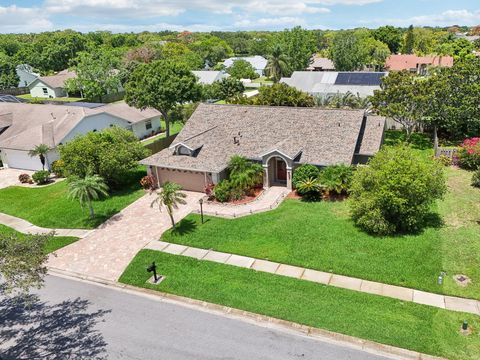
[436,147,458,158]
[0,87,29,96]
[143,134,177,154]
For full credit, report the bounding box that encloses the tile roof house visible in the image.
[0,102,161,170]
[141,103,385,192]
[385,55,453,75]
[280,71,386,98]
[28,70,77,98]
[307,55,335,71]
[192,70,230,85]
[223,56,268,77]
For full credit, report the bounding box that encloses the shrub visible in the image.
[204,183,215,199]
[59,127,150,188]
[292,164,320,193]
[296,177,323,201]
[140,175,156,190]
[32,170,50,185]
[51,159,65,177]
[319,164,354,195]
[18,173,32,184]
[228,155,263,197]
[350,146,447,235]
[457,137,480,170]
[434,154,453,167]
[472,169,480,188]
[213,180,232,202]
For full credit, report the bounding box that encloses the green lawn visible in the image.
[17,94,84,102]
[0,168,146,229]
[120,250,480,360]
[142,121,183,145]
[0,224,78,253]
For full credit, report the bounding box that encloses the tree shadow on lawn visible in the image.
[172,218,198,236]
[0,295,110,359]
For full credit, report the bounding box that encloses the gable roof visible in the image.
[385,55,454,71]
[280,71,386,96]
[0,102,160,151]
[307,56,335,71]
[31,70,77,89]
[223,56,268,71]
[141,103,385,173]
[192,70,229,85]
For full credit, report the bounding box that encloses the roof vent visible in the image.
[233,136,240,145]
[50,112,56,120]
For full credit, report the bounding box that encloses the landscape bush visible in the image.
[32,170,50,185]
[350,146,447,235]
[295,177,323,201]
[51,159,65,177]
[213,180,232,202]
[140,175,157,190]
[319,164,354,195]
[434,154,452,167]
[59,127,150,188]
[18,173,32,184]
[472,169,480,188]
[292,164,320,193]
[457,137,480,170]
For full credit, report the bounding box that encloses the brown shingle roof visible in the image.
[141,104,385,172]
[35,70,77,89]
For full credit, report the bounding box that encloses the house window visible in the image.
[42,88,48,95]
[145,120,152,130]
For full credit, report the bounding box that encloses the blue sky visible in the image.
[0,0,479,33]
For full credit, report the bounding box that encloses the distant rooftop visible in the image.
[385,54,453,71]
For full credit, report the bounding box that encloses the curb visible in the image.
[48,267,445,360]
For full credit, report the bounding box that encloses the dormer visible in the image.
[171,142,203,157]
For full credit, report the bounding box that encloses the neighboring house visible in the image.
[385,55,453,75]
[307,55,335,71]
[280,71,387,98]
[223,56,268,76]
[28,70,77,98]
[15,64,39,88]
[0,102,161,170]
[454,32,480,42]
[192,70,230,85]
[141,104,385,192]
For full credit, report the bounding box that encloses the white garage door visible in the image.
[156,168,206,192]
[1,149,43,171]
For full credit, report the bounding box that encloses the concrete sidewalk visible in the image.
[144,240,480,316]
[0,212,92,238]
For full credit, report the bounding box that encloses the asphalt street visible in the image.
[0,275,395,360]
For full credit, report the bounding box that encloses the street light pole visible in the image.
[199,198,204,224]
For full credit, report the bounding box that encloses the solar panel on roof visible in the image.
[335,73,385,86]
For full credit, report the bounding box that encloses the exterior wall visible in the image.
[0,148,59,171]
[131,116,162,139]
[154,167,207,192]
[60,114,131,144]
[29,81,66,98]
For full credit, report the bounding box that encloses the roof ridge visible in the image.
[200,102,365,112]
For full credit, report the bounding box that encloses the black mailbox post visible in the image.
[147,261,158,282]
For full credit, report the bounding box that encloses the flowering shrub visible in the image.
[140,175,157,190]
[18,173,33,184]
[204,183,215,200]
[458,137,480,170]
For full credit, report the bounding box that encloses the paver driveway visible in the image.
[47,191,204,281]
[0,168,33,189]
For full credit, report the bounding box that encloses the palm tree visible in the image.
[151,182,187,229]
[68,175,109,218]
[228,155,250,176]
[265,45,291,83]
[28,144,50,170]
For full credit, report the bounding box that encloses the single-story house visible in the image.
[454,33,480,42]
[307,55,335,71]
[192,70,230,85]
[223,56,268,77]
[385,55,453,75]
[141,104,385,192]
[280,71,387,98]
[28,70,77,98]
[16,64,39,88]
[0,102,161,171]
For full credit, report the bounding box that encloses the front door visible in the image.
[276,159,287,182]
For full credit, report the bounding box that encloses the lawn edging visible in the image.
[48,267,444,360]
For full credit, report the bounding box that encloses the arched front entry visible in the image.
[263,155,292,190]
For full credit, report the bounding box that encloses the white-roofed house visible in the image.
[28,70,77,98]
[192,70,230,85]
[223,56,268,77]
[0,102,161,171]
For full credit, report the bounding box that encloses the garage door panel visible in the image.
[2,149,43,171]
[157,168,205,192]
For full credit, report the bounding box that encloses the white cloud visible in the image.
[362,9,480,27]
[0,5,53,33]
[234,16,305,28]
[247,1,330,15]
